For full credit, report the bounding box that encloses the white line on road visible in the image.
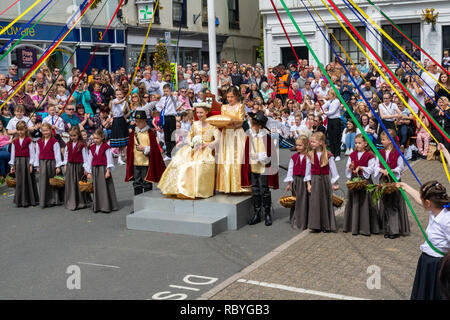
[169,285,200,291]
[77,262,120,269]
[237,279,369,300]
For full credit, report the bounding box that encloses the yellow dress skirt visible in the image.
[158,122,219,199]
[216,103,251,194]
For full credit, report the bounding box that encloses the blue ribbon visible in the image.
[0,0,55,55]
[300,0,423,186]
[343,0,450,120]
[443,203,450,209]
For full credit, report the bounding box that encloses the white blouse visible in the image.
[345,152,377,179]
[284,154,311,183]
[304,151,340,184]
[84,145,115,174]
[34,139,63,167]
[374,150,404,180]
[8,139,36,166]
[63,142,89,165]
[42,115,65,135]
[420,208,450,258]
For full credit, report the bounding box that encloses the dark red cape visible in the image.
[241,131,279,190]
[125,129,166,183]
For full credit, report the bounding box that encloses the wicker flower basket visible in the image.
[332,189,345,208]
[49,175,65,188]
[5,173,16,188]
[381,182,398,195]
[79,175,93,193]
[346,179,368,191]
[279,194,296,208]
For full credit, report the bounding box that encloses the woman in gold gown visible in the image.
[216,87,251,193]
[158,104,220,199]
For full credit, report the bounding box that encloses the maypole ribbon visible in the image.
[0,0,21,16]
[0,0,54,55]
[268,0,327,124]
[347,0,450,96]
[54,0,124,123]
[1,0,90,101]
[124,0,159,111]
[365,0,449,77]
[277,0,444,256]
[29,0,112,120]
[0,0,95,110]
[0,0,42,36]
[326,0,450,146]
[321,0,450,185]
[0,0,56,62]
[301,0,422,187]
[344,0,449,119]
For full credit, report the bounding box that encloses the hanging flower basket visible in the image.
[422,8,439,31]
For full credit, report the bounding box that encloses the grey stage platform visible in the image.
[126,190,253,237]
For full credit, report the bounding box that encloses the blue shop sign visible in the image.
[0,21,79,42]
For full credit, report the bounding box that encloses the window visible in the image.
[382,23,420,64]
[228,0,239,30]
[173,0,187,28]
[443,26,450,53]
[330,27,366,65]
[202,0,208,27]
[153,2,160,24]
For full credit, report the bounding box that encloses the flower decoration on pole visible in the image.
[154,41,171,74]
[422,8,439,31]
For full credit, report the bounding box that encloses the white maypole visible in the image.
[207,0,218,96]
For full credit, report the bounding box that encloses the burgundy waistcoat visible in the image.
[310,151,331,176]
[91,143,110,167]
[13,137,32,158]
[292,153,307,177]
[38,137,57,160]
[68,142,84,164]
[349,151,374,176]
[379,149,400,170]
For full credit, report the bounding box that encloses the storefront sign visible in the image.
[17,48,37,68]
[0,22,79,42]
[138,4,154,24]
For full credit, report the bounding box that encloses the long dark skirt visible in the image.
[110,116,129,148]
[343,178,380,236]
[379,177,410,236]
[14,157,39,207]
[411,252,443,300]
[39,159,64,208]
[308,175,336,232]
[65,163,91,211]
[291,175,309,230]
[92,166,118,213]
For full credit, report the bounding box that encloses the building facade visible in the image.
[0,0,126,78]
[260,0,450,70]
[122,0,261,70]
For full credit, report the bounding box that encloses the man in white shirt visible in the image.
[156,84,181,160]
[314,80,329,101]
[421,61,442,97]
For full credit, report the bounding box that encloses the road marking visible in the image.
[237,279,369,300]
[77,262,120,269]
[169,285,200,291]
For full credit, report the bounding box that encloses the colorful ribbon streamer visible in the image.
[278,0,444,256]
[365,0,450,77]
[124,0,160,111]
[0,0,42,36]
[0,0,54,56]
[0,0,95,111]
[0,0,21,16]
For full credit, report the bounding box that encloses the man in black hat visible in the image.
[246,111,278,226]
[125,110,166,200]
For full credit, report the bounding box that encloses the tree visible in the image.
[154,41,171,74]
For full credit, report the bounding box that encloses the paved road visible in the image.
[0,148,349,300]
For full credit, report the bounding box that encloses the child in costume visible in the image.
[9,121,39,207]
[285,135,310,230]
[343,133,379,236]
[34,122,64,208]
[125,110,165,197]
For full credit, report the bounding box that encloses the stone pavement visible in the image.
[201,159,444,300]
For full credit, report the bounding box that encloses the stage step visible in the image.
[126,210,228,237]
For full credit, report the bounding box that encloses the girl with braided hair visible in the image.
[398,180,450,300]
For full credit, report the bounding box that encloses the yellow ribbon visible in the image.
[0,0,42,36]
[347,0,450,96]
[319,0,450,184]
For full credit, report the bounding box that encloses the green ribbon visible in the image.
[278,0,444,256]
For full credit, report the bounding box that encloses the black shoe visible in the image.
[388,234,399,239]
[248,209,262,225]
[265,213,272,226]
[134,188,144,196]
[384,233,390,238]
